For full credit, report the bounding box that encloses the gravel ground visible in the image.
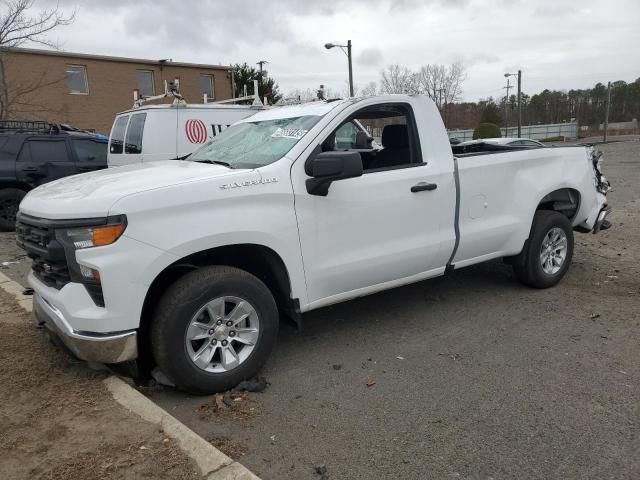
[1,140,639,479]
[0,287,203,480]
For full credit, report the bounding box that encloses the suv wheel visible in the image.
[513,210,574,288]
[151,266,279,395]
[0,188,26,231]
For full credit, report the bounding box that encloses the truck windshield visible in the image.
[188,115,321,169]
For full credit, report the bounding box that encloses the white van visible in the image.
[108,104,261,167]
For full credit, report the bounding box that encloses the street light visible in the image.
[325,40,354,97]
[256,60,268,74]
[505,70,522,137]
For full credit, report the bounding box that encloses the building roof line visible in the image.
[5,47,232,70]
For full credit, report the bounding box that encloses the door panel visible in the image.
[294,164,446,303]
[16,139,75,187]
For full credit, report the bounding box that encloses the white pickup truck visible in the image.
[17,95,611,394]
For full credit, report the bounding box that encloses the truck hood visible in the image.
[20,161,247,219]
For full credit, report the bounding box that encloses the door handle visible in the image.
[411,182,438,193]
[21,167,39,172]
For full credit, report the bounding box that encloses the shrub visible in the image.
[473,123,501,139]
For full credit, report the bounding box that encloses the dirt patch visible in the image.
[0,288,203,480]
[208,436,248,460]
[196,391,259,420]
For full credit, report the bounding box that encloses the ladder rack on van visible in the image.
[133,79,186,108]
[204,80,263,107]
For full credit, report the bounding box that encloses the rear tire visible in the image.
[513,210,574,289]
[0,188,26,231]
[151,266,278,395]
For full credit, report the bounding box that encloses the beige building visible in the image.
[1,48,235,134]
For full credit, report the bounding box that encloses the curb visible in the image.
[105,377,260,480]
[0,271,260,480]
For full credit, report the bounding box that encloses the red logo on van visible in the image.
[185,119,208,144]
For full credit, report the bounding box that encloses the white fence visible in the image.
[448,122,578,142]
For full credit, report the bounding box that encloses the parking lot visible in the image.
[1,140,639,479]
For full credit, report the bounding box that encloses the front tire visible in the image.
[513,210,574,289]
[151,266,279,395]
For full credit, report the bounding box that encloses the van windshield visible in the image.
[188,115,321,169]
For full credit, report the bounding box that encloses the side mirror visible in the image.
[305,150,363,196]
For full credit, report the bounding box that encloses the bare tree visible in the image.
[379,64,418,94]
[360,81,378,96]
[0,0,75,119]
[415,61,466,109]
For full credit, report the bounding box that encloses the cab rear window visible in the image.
[109,116,129,154]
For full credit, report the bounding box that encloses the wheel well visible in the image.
[536,188,581,220]
[137,244,298,375]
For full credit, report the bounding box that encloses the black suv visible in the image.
[0,121,108,231]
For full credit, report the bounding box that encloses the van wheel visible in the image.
[151,266,279,395]
[513,210,574,289]
[0,188,26,231]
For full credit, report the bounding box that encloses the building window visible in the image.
[66,65,88,94]
[200,74,214,99]
[136,70,155,97]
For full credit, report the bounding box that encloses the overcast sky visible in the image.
[32,0,640,101]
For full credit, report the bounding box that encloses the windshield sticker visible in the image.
[271,128,308,139]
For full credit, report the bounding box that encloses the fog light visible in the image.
[79,264,100,282]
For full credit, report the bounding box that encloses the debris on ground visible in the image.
[22,287,34,295]
[196,391,258,420]
[590,313,601,320]
[332,364,342,370]
[208,436,248,460]
[314,463,329,479]
[150,367,176,387]
[234,377,269,393]
[438,352,461,360]
[366,380,376,387]
[396,356,405,360]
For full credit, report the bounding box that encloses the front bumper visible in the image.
[32,292,138,364]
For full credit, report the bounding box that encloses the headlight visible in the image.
[54,216,127,307]
[62,222,127,249]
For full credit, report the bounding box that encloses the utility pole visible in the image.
[256,60,268,75]
[229,65,235,99]
[504,78,512,136]
[347,40,354,97]
[505,70,523,136]
[517,69,522,137]
[603,81,611,143]
[256,60,268,98]
[435,88,444,111]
